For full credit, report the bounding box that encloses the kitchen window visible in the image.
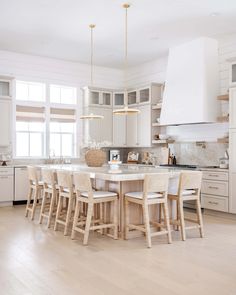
[16,81,46,102]
[49,108,76,157]
[50,122,76,157]
[14,80,78,158]
[16,122,45,157]
[50,85,77,104]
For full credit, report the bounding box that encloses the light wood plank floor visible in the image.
[0,206,236,295]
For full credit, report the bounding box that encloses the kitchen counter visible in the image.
[38,164,180,182]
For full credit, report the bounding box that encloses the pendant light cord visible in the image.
[124,5,128,90]
[89,24,95,86]
[123,3,130,106]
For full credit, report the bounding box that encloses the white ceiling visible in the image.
[0,0,236,68]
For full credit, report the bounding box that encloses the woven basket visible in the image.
[85,149,106,167]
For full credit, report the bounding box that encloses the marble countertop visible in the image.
[38,164,181,181]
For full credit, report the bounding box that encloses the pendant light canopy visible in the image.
[113,3,140,115]
[80,24,104,120]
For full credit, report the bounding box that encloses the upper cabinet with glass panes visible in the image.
[82,87,112,107]
[0,77,13,99]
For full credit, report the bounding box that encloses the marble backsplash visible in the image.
[122,142,228,166]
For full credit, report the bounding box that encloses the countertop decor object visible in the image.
[83,140,111,167]
[85,149,106,167]
[127,151,139,164]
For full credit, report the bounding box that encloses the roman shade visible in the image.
[16,105,45,122]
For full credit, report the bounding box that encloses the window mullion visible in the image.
[45,83,50,158]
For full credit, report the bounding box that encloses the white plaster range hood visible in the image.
[160,37,219,126]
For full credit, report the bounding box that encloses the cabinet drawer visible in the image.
[0,168,14,175]
[201,180,228,196]
[0,175,14,202]
[201,194,228,212]
[202,171,228,181]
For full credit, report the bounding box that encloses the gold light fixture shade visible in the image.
[113,106,140,115]
[80,113,104,120]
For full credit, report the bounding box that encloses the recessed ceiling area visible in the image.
[0,0,236,68]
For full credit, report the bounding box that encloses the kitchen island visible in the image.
[38,164,180,238]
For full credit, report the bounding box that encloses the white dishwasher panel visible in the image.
[14,167,29,201]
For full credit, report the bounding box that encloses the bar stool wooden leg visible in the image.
[71,200,80,240]
[178,199,186,241]
[64,197,74,236]
[143,203,151,248]
[163,201,172,244]
[113,199,118,240]
[25,187,33,217]
[83,203,93,245]
[124,199,130,240]
[39,191,48,224]
[47,192,56,228]
[54,196,62,231]
[176,199,180,231]
[196,197,204,238]
[31,188,39,221]
[158,203,162,224]
[103,202,107,235]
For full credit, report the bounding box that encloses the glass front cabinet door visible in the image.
[0,79,11,98]
[139,87,150,104]
[113,92,125,107]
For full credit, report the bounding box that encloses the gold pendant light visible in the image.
[113,3,140,115]
[80,24,104,120]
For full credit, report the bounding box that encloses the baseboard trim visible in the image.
[203,209,236,220]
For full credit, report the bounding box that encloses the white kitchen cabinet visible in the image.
[201,169,229,213]
[83,87,112,107]
[229,128,236,213]
[229,172,236,213]
[113,105,151,147]
[201,194,229,212]
[229,87,236,129]
[113,115,126,147]
[137,104,151,146]
[201,179,228,197]
[14,167,29,201]
[229,130,236,172]
[126,114,138,147]
[0,168,14,203]
[84,107,113,143]
[0,99,11,147]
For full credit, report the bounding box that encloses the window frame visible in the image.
[49,121,76,158]
[13,79,80,159]
[15,124,45,158]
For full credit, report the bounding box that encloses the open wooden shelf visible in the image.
[217,94,229,101]
[152,103,162,110]
[152,139,175,144]
[217,116,229,123]
[152,122,160,127]
[152,122,169,127]
[217,137,229,144]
